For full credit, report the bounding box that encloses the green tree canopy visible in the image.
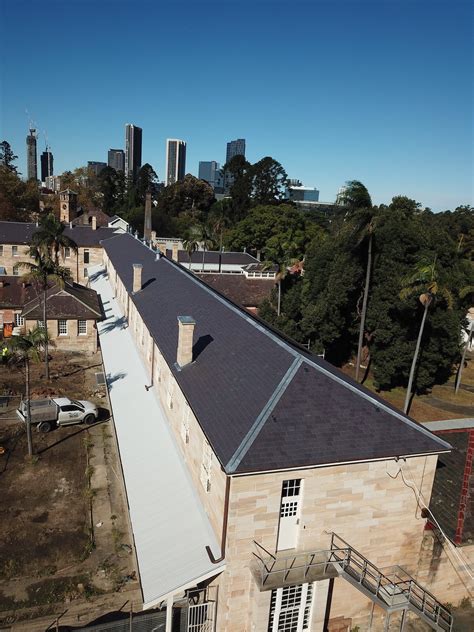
[0,140,19,174]
[226,204,319,264]
[251,157,289,205]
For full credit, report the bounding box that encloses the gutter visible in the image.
[206,474,231,564]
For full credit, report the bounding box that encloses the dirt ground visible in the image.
[0,351,140,627]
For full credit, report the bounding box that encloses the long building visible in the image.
[165,139,186,186]
[125,123,143,183]
[82,232,468,631]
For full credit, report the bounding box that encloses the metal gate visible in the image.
[187,601,216,632]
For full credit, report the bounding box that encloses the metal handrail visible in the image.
[329,533,453,629]
[252,536,453,631]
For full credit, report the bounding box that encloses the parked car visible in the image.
[16,397,99,432]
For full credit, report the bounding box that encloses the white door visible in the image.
[269,583,314,632]
[277,479,302,551]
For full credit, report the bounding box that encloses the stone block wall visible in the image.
[24,318,97,353]
[214,457,440,631]
[0,243,103,284]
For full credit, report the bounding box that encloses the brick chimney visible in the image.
[92,215,97,231]
[132,264,142,293]
[177,316,195,367]
[172,243,179,262]
[144,192,152,241]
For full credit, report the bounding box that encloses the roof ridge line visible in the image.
[226,357,303,473]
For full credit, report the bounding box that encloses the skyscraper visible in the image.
[26,129,37,181]
[40,150,54,183]
[165,139,186,186]
[88,161,107,176]
[225,138,246,165]
[108,148,125,172]
[198,160,220,186]
[125,124,143,183]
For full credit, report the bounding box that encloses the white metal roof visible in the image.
[89,265,224,608]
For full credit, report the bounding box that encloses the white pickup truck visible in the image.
[17,397,99,433]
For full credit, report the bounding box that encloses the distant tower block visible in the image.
[144,191,152,241]
[59,189,78,223]
[26,129,38,181]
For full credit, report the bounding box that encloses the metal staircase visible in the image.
[251,535,453,632]
[327,534,453,632]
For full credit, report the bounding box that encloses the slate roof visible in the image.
[166,249,259,265]
[0,221,118,247]
[0,277,37,308]
[101,233,451,475]
[196,273,276,308]
[21,283,102,320]
[72,207,111,228]
[429,427,474,545]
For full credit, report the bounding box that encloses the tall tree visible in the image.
[195,223,215,272]
[400,258,453,413]
[222,155,252,219]
[136,163,158,204]
[31,212,78,264]
[252,157,288,205]
[182,228,200,269]
[0,141,19,174]
[336,181,374,381]
[7,327,49,457]
[16,252,73,380]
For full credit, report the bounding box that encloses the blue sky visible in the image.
[1,0,472,210]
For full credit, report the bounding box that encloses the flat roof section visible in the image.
[89,265,224,608]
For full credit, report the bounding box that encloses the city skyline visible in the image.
[2,0,472,211]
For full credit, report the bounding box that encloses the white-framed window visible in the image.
[37,320,45,329]
[268,583,313,632]
[64,247,71,258]
[181,405,190,445]
[14,313,24,327]
[83,249,90,264]
[83,268,88,278]
[200,439,212,493]
[58,319,68,335]
[78,320,87,335]
[12,246,18,257]
[12,267,19,276]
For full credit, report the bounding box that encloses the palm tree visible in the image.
[400,258,453,414]
[15,251,72,380]
[210,212,230,273]
[336,181,374,382]
[7,327,49,457]
[183,232,200,270]
[195,223,216,273]
[31,212,78,264]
